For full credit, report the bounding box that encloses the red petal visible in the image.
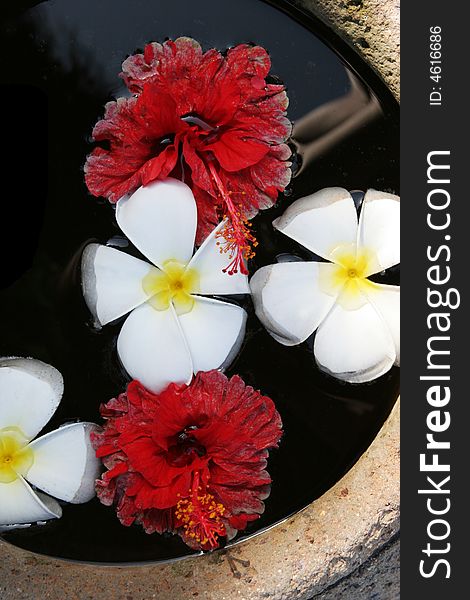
[226,44,271,81]
[192,185,220,244]
[219,168,273,216]
[129,472,193,510]
[250,147,292,199]
[205,129,270,172]
[228,512,259,531]
[84,91,182,202]
[121,41,165,92]
[182,137,214,195]
[236,90,292,144]
[140,142,179,185]
[139,508,174,534]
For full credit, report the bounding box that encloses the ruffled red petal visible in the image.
[182,137,215,196]
[85,37,292,260]
[192,185,220,243]
[84,94,182,202]
[93,371,283,550]
[205,129,270,172]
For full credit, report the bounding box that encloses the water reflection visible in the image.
[292,73,382,175]
[21,0,352,116]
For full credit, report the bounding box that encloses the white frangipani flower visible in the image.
[250,188,400,383]
[82,178,250,393]
[0,357,100,528]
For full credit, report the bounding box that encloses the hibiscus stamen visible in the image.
[207,161,257,276]
[175,472,226,549]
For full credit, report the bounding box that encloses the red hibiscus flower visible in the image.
[84,37,292,274]
[92,370,283,550]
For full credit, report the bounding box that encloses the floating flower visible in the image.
[92,370,282,550]
[0,357,100,528]
[82,178,250,393]
[250,188,400,383]
[84,37,292,274]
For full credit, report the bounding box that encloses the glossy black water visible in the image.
[0,0,399,563]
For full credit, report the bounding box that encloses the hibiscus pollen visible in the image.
[175,482,227,550]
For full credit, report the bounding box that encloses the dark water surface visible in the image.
[0,0,399,563]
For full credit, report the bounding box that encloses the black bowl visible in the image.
[0,0,399,564]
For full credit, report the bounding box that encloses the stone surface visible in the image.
[313,537,400,600]
[298,0,400,100]
[0,1,400,598]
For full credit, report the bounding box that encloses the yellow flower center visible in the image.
[320,244,379,310]
[0,427,34,484]
[142,259,200,315]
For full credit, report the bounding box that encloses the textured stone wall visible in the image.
[298,0,400,100]
[315,537,400,599]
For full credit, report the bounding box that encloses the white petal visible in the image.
[357,189,400,274]
[117,303,193,393]
[178,297,247,374]
[82,244,152,326]
[273,188,358,261]
[250,262,338,346]
[116,178,197,269]
[365,283,400,365]
[0,358,63,440]
[26,423,101,504]
[314,298,396,383]
[0,477,62,526]
[188,221,250,295]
